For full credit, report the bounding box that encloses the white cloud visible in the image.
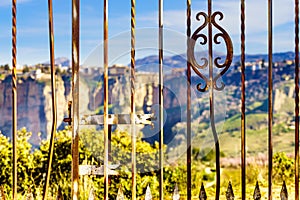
[161,0,295,54]
[214,0,294,35]
[161,0,294,36]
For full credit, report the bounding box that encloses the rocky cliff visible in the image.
[0,65,296,146]
[0,74,70,145]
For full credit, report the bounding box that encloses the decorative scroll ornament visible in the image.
[188,10,233,92]
[187,4,233,200]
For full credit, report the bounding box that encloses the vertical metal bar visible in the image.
[71,0,80,199]
[267,0,273,199]
[295,0,299,199]
[11,0,17,199]
[158,0,164,199]
[43,0,57,199]
[130,0,137,198]
[103,0,109,199]
[207,0,220,199]
[240,0,246,199]
[186,0,192,199]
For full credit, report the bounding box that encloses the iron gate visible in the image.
[7,0,300,199]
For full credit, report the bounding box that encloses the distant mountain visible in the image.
[134,51,296,72]
[43,51,295,70]
[43,57,70,66]
[233,51,295,63]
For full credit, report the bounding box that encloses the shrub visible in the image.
[273,152,294,183]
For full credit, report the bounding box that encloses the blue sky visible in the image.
[0,0,295,66]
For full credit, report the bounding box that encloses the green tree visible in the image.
[0,127,203,199]
[0,128,35,198]
[0,133,12,194]
[273,152,294,183]
[22,65,30,73]
[4,64,9,71]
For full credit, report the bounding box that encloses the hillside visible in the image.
[0,52,297,155]
[134,51,297,72]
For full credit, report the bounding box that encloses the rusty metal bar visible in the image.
[267,0,273,199]
[158,0,164,199]
[11,0,17,199]
[240,0,246,199]
[71,0,80,199]
[131,0,137,198]
[186,0,192,199]
[207,0,221,198]
[103,0,109,198]
[43,0,57,198]
[188,2,232,199]
[295,0,299,199]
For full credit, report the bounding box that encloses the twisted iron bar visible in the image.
[188,0,233,198]
[240,0,246,199]
[295,0,299,199]
[158,0,164,199]
[71,0,80,199]
[131,0,137,198]
[11,0,17,199]
[186,0,192,198]
[267,1,273,199]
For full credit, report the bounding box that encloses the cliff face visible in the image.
[0,75,70,145]
[0,68,295,146]
[89,73,157,114]
[85,72,189,144]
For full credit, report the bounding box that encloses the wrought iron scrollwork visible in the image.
[188,10,233,92]
[187,2,233,200]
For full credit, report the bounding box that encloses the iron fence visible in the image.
[5,0,300,199]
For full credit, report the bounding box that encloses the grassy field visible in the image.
[192,111,296,158]
[185,105,298,200]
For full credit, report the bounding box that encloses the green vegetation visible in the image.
[0,127,298,199]
[0,64,10,71]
